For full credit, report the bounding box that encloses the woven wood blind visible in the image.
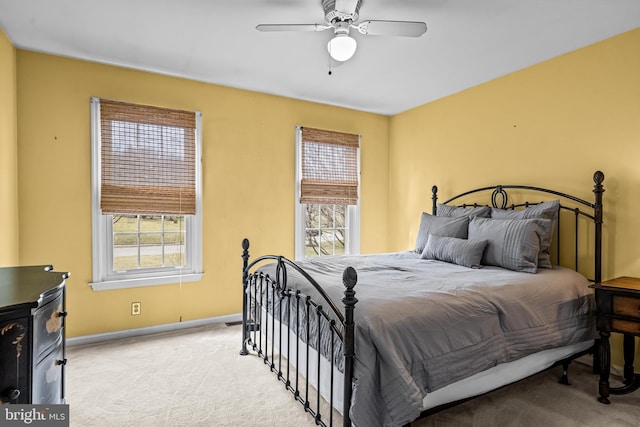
[300,127,360,205]
[99,99,196,215]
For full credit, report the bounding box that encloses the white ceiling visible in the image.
[1,0,639,115]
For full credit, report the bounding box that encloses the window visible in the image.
[112,215,186,270]
[90,98,203,290]
[294,126,360,259]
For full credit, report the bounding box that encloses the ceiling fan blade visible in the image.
[355,20,427,37]
[335,0,361,17]
[255,24,331,32]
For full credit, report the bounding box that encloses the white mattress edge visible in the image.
[421,340,594,410]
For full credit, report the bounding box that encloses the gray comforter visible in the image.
[257,252,596,427]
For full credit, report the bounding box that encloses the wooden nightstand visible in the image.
[590,276,640,404]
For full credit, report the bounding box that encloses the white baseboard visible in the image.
[66,313,242,347]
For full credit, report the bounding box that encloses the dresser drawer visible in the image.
[612,318,640,335]
[612,295,640,320]
[33,293,65,359]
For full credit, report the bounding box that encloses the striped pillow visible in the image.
[468,217,548,273]
[491,200,559,269]
[421,234,488,269]
[437,203,491,218]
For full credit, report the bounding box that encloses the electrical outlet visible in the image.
[131,302,141,315]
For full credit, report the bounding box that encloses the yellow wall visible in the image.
[0,28,19,266]
[389,28,640,367]
[16,51,389,337]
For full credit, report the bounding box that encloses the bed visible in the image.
[239,171,605,427]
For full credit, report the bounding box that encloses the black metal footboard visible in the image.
[240,238,357,427]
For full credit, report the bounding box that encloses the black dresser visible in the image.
[0,265,68,404]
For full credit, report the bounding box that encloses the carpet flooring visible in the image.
[65,323,640,427]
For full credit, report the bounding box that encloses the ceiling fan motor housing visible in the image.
[322,0,363,23]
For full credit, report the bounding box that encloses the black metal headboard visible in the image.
[430,171,605,283]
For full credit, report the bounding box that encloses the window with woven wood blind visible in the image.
[300,127,360,205]
[99,99,196,215]
[295,126,361,259]
[90,97,203,291]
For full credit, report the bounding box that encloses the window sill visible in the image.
[89,272,203,291]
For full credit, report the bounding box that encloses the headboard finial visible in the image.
[593,170,605,186]
[432,185,438,214]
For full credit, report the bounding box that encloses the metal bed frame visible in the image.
[240,170,605,427]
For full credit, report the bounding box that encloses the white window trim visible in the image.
[89,97,203,291]
[294,126,360,260]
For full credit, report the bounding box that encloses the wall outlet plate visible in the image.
[131,302,141,315]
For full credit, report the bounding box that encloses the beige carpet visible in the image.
[66,323,640,427]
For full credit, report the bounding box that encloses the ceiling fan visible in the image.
[256,0,427,62]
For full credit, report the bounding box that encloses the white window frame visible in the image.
[294,126,360,260]
[89,97,203,291]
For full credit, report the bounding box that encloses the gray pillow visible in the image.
[437,203,491,218]
[421,234,488,269]
[468,217,549,273]
[491,200,559,269]
[414,213,469,253]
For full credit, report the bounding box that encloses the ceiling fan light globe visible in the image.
[327,35,357,61]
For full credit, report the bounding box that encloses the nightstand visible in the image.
[590,276,640,404]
